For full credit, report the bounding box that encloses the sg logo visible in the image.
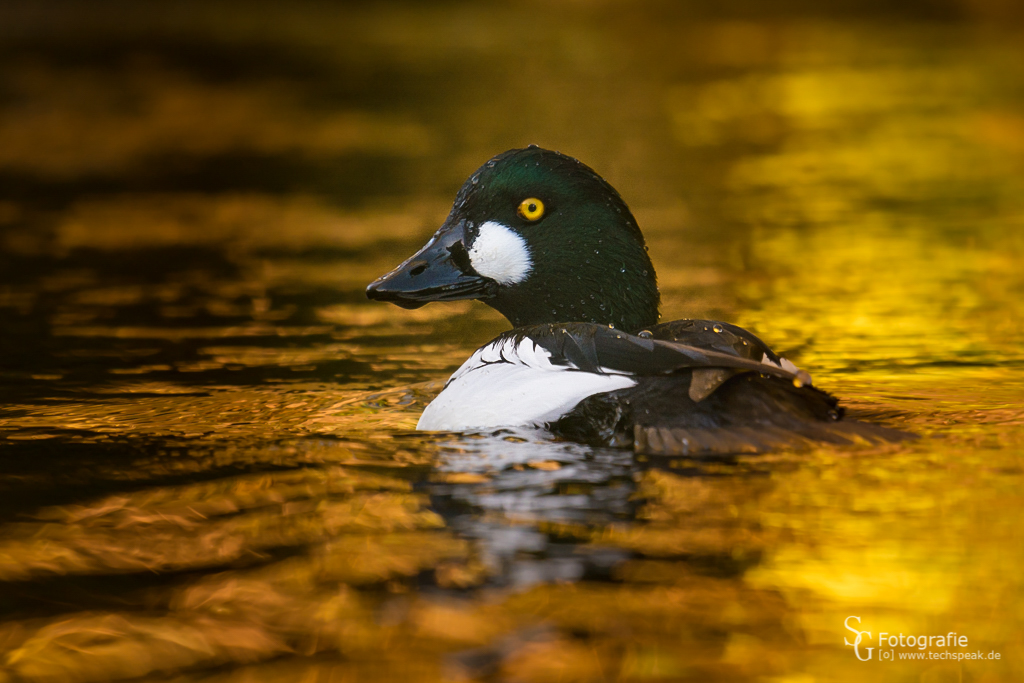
[844,616,875,661]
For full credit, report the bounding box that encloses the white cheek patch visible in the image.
[467,221,533,285]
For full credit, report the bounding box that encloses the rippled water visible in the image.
[1,2,1023,681]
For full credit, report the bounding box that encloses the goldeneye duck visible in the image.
[367,146,910,454]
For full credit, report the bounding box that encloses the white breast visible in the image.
[417,336,637,431]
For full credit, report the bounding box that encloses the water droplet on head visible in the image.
[638,329,653,339]
[471,176,479,185]
[594,249,600,255]
[608,323,615,329]
[620,268,626,274]
[713,324,723,334]
[642,269,648,276]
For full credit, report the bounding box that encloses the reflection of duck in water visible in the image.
[368,146,910,454]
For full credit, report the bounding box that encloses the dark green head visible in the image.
[367,146,660,332]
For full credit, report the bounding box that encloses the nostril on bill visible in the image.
[410,263,427,276]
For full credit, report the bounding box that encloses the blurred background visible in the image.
[0,1,1023,681]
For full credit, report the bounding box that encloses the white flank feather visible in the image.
[417,336,636,431]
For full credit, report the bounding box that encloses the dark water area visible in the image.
[1,1,1023,681]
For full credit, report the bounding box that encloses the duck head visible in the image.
[366,146,660,332]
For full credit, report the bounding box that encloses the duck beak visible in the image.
[366,220,498,309]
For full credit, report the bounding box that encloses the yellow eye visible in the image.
[517,198,545,221]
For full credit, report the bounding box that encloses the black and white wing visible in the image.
[516,321,912,455]
[520,320,810,400]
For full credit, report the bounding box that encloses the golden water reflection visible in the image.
[1,2,1023,681]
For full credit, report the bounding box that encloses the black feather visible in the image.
[497,320,915,455]
[503,322,801,381]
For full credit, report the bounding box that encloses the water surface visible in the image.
[1,2,1023,681]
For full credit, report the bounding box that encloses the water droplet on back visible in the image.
[638,329,653,339]
[712,324,723,333]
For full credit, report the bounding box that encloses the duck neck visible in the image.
[487,272,660,333]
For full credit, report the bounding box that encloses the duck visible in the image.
[366,146,910,454]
